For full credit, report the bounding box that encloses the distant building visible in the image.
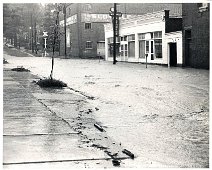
[105,10,182,66]
[59,3,182,58]
[182,3,210,69]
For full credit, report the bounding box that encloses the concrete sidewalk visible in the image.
[3,68,131,169]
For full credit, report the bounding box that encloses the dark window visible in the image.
[150,33,153,39]
[154,39,162,58]
[139,40,145,58]
[146,41,149,53]
[128,42,135,57]
[84,4,92,11]
[86,41,92,49]
[185,30,191,40]
[153,31,162,39]
[85,23,92,29]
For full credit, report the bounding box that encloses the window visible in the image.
[150,33,153,39]
[86,41,92,49]
[153,31,162,39]
[121,36,127,41]
[97,42,105,49]
[154,39,162,58]
[138,33,145,40]
[85,23,92,29]
[153,31,162,58]
[128,34,135,41]
[128,34,135,57]
[198,3,208,12]
[146,41,149,53]
[139,40,145,58]
[128,42,135,57]
[84,4,92,11]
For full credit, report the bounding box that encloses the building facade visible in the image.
[182,3,210,69]
[59,3,182,58]
[105,10,182,66]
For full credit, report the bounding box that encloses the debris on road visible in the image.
[122,149,135,159]
[11,66,30,72]
[94,123,104,132]
[112,159,121,166]
[91,144,108,150]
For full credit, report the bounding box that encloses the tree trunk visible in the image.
[14,34,17,47]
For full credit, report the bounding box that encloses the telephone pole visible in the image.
[109,3,122,65]
[63,4,67,58]
[113,3,117,64]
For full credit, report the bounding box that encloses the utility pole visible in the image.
[113,3,117,65]
[109,3,122,65]
[34,20,37,54]
[63,4,67,58]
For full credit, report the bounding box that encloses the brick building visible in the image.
[182,3,210,69]
[59,3,182,58]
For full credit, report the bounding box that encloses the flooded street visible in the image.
[4,54,209,168]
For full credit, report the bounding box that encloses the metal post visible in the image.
[146,54,148,68]
[113,3,117,65]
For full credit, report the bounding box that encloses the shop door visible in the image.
[169,43,177,66]
[145,40,154,60]
[120,42,128,61]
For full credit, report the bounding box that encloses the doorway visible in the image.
[145,40,154,60]
[120,42,128,61]
[169,43,177,66]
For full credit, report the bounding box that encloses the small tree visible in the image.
[49,4,61,79]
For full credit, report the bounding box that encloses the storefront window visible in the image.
[128,34,135,57]
[128,42,135,57]
[139,40,145,58]
[153,31,162,58]
[154,39,162,58]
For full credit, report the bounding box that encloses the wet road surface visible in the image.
[3,51,209,168]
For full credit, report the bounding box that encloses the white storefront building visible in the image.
[104,10,182,67]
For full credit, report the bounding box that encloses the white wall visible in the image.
[104,11,182,66]
[105,20,166,64]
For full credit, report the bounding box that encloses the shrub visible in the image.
[36,78,67,88]
[11,66,30,72]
